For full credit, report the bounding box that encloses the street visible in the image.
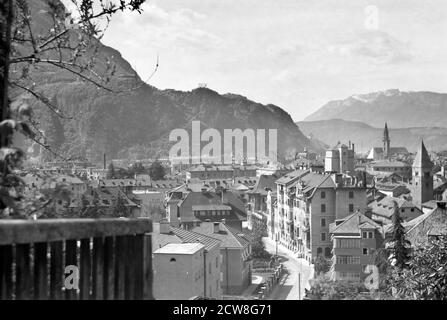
[263,238,313,300]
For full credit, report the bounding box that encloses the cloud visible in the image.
[333,31,413,64]
[105,3,222,53]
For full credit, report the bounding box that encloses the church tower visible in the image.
[383,122,390,159]
[412,140,433,207]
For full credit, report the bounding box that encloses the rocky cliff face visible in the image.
[304,89,447,128]
[12,0,321,163]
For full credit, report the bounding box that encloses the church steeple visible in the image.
[412,140,433,207]
[383,122,390,159]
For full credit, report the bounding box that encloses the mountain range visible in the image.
[297,119,447,154]
[12,0,321,164]
[304,89,447,128]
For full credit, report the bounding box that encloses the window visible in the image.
[349,204,354,213]
[317,247,323,255]
[368,232,373,239]
[362,248,368,255]
[324,247,331,257]
[321,218,326,227]
[336,256,360,264]
[411,208,415,212]
[321,233,326,241]
[362,232,367,239]
[209,262,211,274]
[321,204,326,213]
[321,191,326,199]
[216,256,218,268]
[335,238,360,248]
[349,191,354,199]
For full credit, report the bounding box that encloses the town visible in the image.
[1,0,446,304]
[2,122,446,300]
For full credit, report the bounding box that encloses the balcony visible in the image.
[0,218,153,300]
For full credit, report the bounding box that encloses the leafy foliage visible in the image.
[389,202,411,269]
[305,276,369,300]
[314,254,331,276]
[148,160,165,181]
[387,237,447,300]
[250,218,271,259]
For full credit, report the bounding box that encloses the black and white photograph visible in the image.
[1,0,447,309]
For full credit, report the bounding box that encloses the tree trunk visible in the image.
[0,0,13,148]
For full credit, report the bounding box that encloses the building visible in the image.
[153,243,206,300]
[73,186,141,217]
[192,222,252,295]
[367,123,409,160]
[411,140,434,208]
[151,222,222,299]
[166,187,247,230]
[246,174,278,231]
[266,189,277,240]
[368,196,423,224]
[186,165,234,180]
[383,201,447,247]
[404,201,447,246]
[366,160,412,179]
[330,211,384,282]
[293,172,368,262]
[273,169,310,248]
[273,169,368,262]
[131,179,183,218]
[374,182,410,198]
[324,142,355,174]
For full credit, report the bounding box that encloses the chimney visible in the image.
[103,153,106,170]
[352,143,355,152]
[349,140,351,149]
[221,218,226,225]
[213,222,220,233]
[159,220,170,234]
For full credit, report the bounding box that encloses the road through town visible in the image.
[263,238,313,300]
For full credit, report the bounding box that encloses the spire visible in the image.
[413,140,433,168]
[383,122,390,159]
[383,122,389,141]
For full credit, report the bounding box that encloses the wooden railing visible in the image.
[0,218,153,300]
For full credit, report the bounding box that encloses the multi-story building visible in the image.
[166,186,247,230]
[368,195,422,224]
[366,160,412,180]
[329,211,384,282]
[192,222,252,295]
[273,169,310,249]
[246,174,278,231]
[294,172,368,262]
[325,142,355,174]
[271,169,368,263]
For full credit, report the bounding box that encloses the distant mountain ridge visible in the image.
[14,0,321,163]
[297,119,447,153]
[304,89,447,128]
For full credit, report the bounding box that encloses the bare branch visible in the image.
[9,81,73,119]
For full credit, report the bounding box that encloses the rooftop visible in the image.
[154,242,204,255]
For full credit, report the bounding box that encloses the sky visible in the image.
[91,0,447,121]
